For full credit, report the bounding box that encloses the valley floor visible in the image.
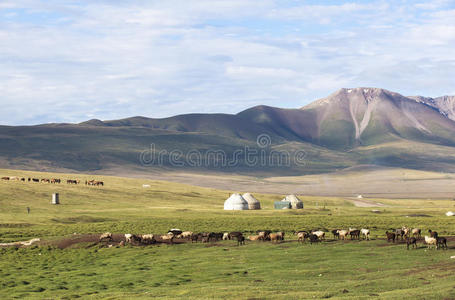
[1,168,455,299]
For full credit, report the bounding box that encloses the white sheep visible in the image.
[424,235,437,249]
[361,229,370,240]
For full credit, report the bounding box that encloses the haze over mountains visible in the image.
[2,87,455,175]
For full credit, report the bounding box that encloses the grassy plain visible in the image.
[1,168,455,299]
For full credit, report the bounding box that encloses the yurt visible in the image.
[242,193,261,210]
[224,193,249,210]
[282,194,303,209]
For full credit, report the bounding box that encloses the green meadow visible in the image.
[1,168,455,299]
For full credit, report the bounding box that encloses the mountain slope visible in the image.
[1,87,455,175]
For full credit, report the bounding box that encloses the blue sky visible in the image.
[1,0,455,125]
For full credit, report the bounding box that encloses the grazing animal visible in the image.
[248,235,261,241]
[160,233,175,244]
[41,178,50,183]
[349,229,360,240]
[20,177,25,181]
[180,231,193,239]
[99,232,113,242]
[32,178,39,182]
[191,234,199,243]
[424,236,437,249]
[125,234,142,245]
[308,234,320,244]
[257,230,272,241]
[237,235,245,246]
[406,237,417,250]
[297,231,308,243]
[402,227,410,239]
[428,229,438,239]
[269,233,280,243]
[1,176,9,180]
[436,237,448,250]
[331,229,340,239]
[276,231,285,241]
[395,229,405,240]
[67,179,78,184]
[222,232,229,240]
[386,231,396,243]
[338,230,349,240]
[51,178,61,184]
[311,230,325,240]
[411,228,421,239]
[28,178,31,182]
[141,234,156,244]
[168,229,183,236]
[361,229,370,240]
[229,232,243,240]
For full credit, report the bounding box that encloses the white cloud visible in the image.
[0,1,454,124]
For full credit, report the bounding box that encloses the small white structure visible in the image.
[51,193,59,205]
[142,184,151,188]
[224,193,249,210]
[357,195,363,199]
[446,211,455,216]
[242,193,261,210]
[282,194,303,209]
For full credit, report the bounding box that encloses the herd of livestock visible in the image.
[97,226,450,250]
[1,176,104,186]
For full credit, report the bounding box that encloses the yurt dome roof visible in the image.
[242,193,261,210]
[224,193,249,210]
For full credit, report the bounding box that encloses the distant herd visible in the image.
[98,226,450,250]
[1,176,104,186]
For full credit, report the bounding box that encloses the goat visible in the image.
[436,237,448,250]
[386,231,396,243]
[311,230,325,241]
[331,229,340,239]
[428,229,438,239]
[338,230,349,240]
[406,237,417,250]
[237,235,245,246]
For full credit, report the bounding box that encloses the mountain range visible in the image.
[1,87,455,175]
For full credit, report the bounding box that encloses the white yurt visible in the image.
[242,193,261,210]
[282,194,303,209]
[224,193,249,210]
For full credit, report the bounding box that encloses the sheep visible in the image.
[141,234,155,245]
[338,230,349,240]
[360,229,370,240]
[99,232,113,242]
[436,237,448,250]
[311,230,325,241]
[297,231,308,243]
[160,233,175,244]
[257,230,272,241]
[428,229,438,239]
[386,231,396,243]
[222,232,229,241]
[180,231,193,239]
[269,233,280,243]
[124,233,142,245]
[402,226,410,239]
[248,235,261,241]
[406,237,417,250]
[424,236,437,249]
[411,228,421,239]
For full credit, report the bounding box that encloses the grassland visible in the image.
[1,168,455,299]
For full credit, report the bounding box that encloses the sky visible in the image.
[1,0,455,125]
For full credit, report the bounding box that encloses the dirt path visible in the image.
[351,199,387,207]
